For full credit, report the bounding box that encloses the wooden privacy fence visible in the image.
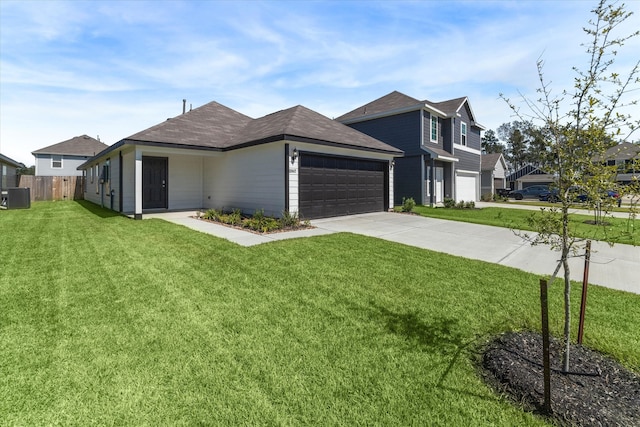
[18,176,85,202]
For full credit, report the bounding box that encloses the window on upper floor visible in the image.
[460,122,467,146]
[52,155,62,168]
[430,115,438,143]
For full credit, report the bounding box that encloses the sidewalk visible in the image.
[148,211,640,295]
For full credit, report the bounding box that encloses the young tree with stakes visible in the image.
[501,0,639,373]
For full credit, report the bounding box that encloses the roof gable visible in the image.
[32,135,108,156]
[481,153,506,171]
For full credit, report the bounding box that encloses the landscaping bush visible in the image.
[442,198,475,209]
[443,197,456,208]
[243,209,280,233]
[401,197,416,213]
[280,210,300,228]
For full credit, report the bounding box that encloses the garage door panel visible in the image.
[299,154,386,219]
[455,174,478,202]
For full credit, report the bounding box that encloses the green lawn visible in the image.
[411,205,639,245]
[1,201,639,426]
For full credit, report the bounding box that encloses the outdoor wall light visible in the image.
[291,148,298,163]
[390,159,395,170]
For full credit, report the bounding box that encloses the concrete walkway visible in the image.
[146,211,640,295]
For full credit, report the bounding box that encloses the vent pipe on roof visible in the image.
[190,103,192,112]
[183,99,186,114]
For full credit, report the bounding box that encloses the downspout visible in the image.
[451,117,456,200]
[430,157,435,207]
[420,109,425,205]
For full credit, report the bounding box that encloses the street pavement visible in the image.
[147,210,640,295]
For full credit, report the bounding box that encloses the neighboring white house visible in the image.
[78,101,403,219]
[481,153,508,197]
[32,135,108,176]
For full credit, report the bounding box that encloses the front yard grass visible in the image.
[1,201,638,426]
[412,205,639,245]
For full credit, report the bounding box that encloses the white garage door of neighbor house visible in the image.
[455,174,477,202]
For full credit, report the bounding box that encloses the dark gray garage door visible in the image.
[299,154,388,219]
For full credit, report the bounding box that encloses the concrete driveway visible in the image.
[150,211,640,295]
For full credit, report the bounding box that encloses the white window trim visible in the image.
[459,121,467,146]
[51,154,63,169]
[454,144,482,155]
[430,115,438,143]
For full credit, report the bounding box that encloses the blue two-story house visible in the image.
[337,91,484,205]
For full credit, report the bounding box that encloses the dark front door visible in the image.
[143,156,168,209]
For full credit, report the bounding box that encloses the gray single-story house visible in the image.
[0,153,24,190]
[32,135,108,176]
[78,101,403,219]
[481,153,507,197]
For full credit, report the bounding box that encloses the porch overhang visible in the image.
[421,146,459,162]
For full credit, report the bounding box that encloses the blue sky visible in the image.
[1,0,638,165]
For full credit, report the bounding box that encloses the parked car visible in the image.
[510,185,549,200]
[538,187,621,206]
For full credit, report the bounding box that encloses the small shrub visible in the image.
[443,198,456,208]
[456,200,466,209]
[244,209,280,232]
[401,197,416,213]
[481,193,493,202]
[203,208,221,220]
[280,210,300,228]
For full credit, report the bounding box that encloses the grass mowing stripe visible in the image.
[412,205,639,245]
[1,201,638,426]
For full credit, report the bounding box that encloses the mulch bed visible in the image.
[480,331,640,426]
[192,216,314,235]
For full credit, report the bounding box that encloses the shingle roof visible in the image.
[103,100,401,157]
[227,105,402,153]
[481,153,504,171]
[602,142,640,161]
[0,153,24,168]
[336,91,483,129]
[430,97,468,116]
[32,135,108,156]
[125,101,252,148]
[336,91,422,122]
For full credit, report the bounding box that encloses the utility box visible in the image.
[3,187,31,209]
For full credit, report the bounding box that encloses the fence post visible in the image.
[578,240,591,345]
[540,278,552,415]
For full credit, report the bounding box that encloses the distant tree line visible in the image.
[482,121,618,172]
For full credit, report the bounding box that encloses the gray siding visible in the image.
[347,111,421,155]
[456,150,480,172]
[441,118,454,153]
[1,162,19,189]
[35,154,90,176]
[393,155,423,205]
[422,111,445,150]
